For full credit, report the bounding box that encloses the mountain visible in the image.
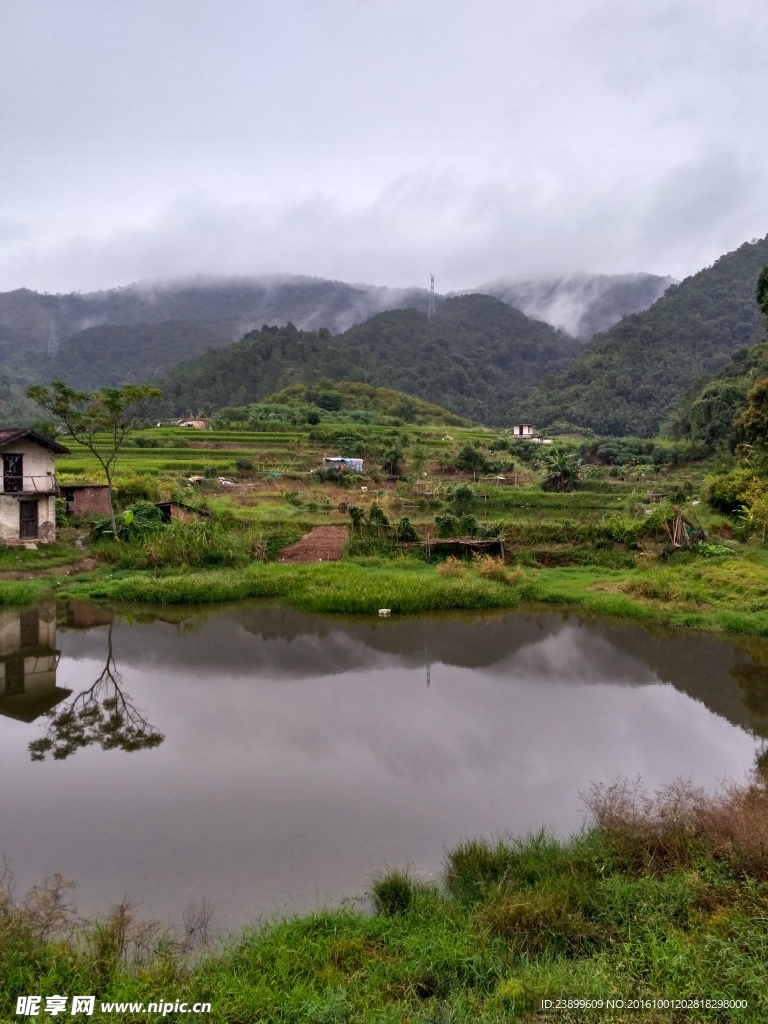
[159,294,582,423]
[0,268,673,394]
[0,276,434,389]
[517,235,768,437]
[479,272,674,340]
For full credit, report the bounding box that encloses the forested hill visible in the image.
[518,235,768,436]
[0,270,672,393]
[0,276,431,389]
[159,295,582,423]
[665,338,768,451]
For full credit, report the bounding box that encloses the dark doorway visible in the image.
[4,657,25,696]
[19,500,39,540]
[20,609,39,648]
[3,454,22,493]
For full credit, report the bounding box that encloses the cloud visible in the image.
[1,0,767,292]
[1,151,764,294]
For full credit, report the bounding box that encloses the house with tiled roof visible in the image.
[0,429,70,545]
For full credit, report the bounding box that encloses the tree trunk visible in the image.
[105,470,119,540]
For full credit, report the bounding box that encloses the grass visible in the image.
[4,549,768,637]
[4,772,768,1022]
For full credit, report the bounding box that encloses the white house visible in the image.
[0,429,70,545]
[511,423,536,438]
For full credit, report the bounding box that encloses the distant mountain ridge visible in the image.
[0,276,433,389]
[0,269,672,393]
[159,294,582,424]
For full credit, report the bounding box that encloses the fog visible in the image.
[1,0,767,293]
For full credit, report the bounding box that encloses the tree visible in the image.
[27,381,162,538]
[410,444,427,476]
[455,443,488,479]
[381,443,403,476]
[734,377,768,448]
[757,263,768,318]
[541,448,582,492]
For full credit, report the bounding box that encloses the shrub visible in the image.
[235,457,254,472]
[436,556,467,578]
[55,496,68,527]
[367,502,390,527]
[91,501,164,542]
[585,772,768,878]
[435,512,459,538]
[706,468,760,514]
[473,554,509,583]
[454,484,474,506]
[396,515,418,542]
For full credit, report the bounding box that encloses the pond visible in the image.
[0,600,764,927]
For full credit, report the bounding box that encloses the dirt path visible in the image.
[0,557,100,580]
[277,526,348,563]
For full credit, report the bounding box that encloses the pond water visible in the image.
[0,600,764,927]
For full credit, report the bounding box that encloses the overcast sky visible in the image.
[1,0,767,293]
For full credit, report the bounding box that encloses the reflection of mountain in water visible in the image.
[0,603,69,722]
[57,603,768,737]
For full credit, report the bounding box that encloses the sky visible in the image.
[1,0,767,294]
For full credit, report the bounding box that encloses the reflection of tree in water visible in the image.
[730,638,768,739]
[29,623,164,761]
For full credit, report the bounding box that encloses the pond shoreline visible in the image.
[4,793,767,1022]
[1,557,767,638]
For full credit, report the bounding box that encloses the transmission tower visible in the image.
[427,274,436,320]
[47,317,58,362]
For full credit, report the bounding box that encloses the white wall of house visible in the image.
[1,439,57,492]
[0,494,55,544]
[0,439,59,544]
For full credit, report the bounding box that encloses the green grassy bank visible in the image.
[3,554,768,637]
[4,774,768,1023]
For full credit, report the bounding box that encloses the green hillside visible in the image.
[159,294,582,423]
[520,235,768,436]
[0,277,432,388]
[262,381,473,426]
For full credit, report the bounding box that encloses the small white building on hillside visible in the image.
[0,429,70,545]
[512,423,536,438]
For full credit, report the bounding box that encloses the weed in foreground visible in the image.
[436,556,467,579]
[370,868,421,915]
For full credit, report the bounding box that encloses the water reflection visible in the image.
[0,603,68,722]
[0,602,164,760]
[28,617,164,762]
[0,600,766,923]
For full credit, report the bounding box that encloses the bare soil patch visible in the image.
[277,526,348,563]
[0,557,100,580]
